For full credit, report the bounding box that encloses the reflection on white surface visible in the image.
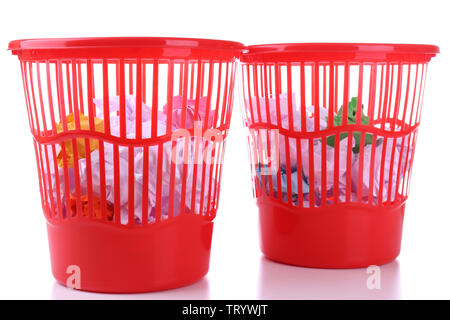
[257,257,401,299]
[51,277,210,300]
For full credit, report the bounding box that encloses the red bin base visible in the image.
[258,199,405,268]
[46,215,213,293]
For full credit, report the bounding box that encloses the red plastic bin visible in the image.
[9,37,243,292]
[239,43,438,268]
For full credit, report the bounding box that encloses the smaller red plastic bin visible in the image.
[9,37,243,292]
[239,43,439,268]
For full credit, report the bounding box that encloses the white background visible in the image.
[0,0,449,300]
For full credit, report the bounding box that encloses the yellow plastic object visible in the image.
[56,113,104,168]
[69,193,114,220]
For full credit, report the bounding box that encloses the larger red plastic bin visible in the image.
[9,37,243,292]
[239,43,438,268]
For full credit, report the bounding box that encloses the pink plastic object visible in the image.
[240,43,438,268]
[9,37,243,292]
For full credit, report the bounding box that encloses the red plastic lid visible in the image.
[9,37,243,51]
[8,37,244,60]
[242,43,439,62]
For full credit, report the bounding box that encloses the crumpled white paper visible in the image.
[44,95,219,224]
[301,137,354,194]
[164,96,212,129]
[246,93,413,205]
[351,135,412,203]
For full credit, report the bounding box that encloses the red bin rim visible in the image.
[244,42,440,55]
[242,42,439,62]
[8,37,245,52]
[8,37,245,60]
